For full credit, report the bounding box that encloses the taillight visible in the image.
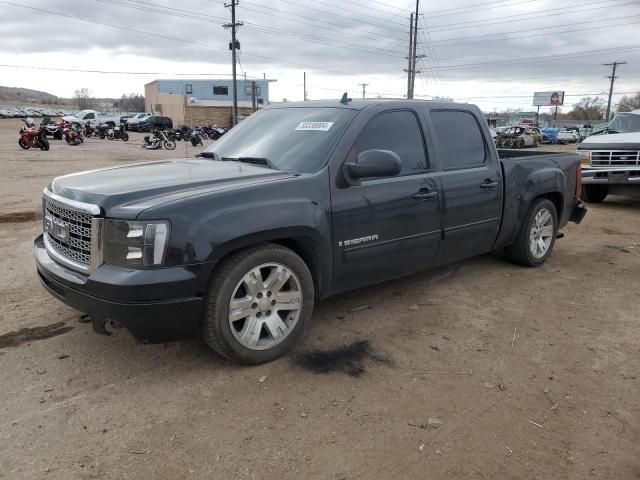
[576,162,582,199]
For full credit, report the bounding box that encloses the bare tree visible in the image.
[617,92,640,112]
[568,97,606,121]
[74,88,94,110]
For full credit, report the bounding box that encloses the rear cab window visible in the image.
[430,110,487,170]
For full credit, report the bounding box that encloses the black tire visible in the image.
[581,185,608,203]
[163,140,176,150]
[39,138,50,151]
[122,133,129,142]
[18,138,30,149]
[202,243,315,364]
[505,198,558,267]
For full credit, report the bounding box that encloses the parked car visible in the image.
[495,126,541,148]
[34,99,585,364]
[62,109,121,127]
[578,109,640,203]
[138,115,173,131]
[557,130,579,144]
[125,112,152,131]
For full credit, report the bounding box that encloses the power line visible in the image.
[435,44,640,71]
[0,1,360,76]
[98,0,406,57]
[428,0,636,31]
[431,13,640,44]
[0,64,263,77]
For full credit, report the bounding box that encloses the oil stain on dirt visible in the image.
[293,340,391,377]
[0,211,39,223]
[0,322,73,349]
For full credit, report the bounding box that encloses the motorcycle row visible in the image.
[141,124,228,150]
[18,117,129,150]
[18,118,228,151]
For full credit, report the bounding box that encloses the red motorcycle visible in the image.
[19,119,50,151]
[62,122,84,146]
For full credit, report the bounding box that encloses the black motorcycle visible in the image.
[95,123,111,139]
[40,118,62,139]
[142,129,176,150]
[84,122,96,138]
[107,124,129,141]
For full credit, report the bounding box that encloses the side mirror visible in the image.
[343,149,402,186]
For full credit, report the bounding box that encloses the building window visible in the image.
[213,86,229,95]
[185,84,193,94]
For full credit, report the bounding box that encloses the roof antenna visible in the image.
[340,92,352,105]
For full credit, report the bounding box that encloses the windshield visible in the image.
[201,107,357,172]
[608,113,640,134]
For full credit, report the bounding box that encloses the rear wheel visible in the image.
[39,138,50,151]
[202,244,314,364]
[581,185,608,203]
[505,198,558,267]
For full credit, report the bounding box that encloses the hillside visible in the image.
[0,86,58,103]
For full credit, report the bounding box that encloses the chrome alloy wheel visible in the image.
[228,263,302,350]
[529,208,554,258]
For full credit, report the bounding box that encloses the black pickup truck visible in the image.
[35,99,586,364]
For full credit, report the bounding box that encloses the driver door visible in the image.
[329,109,442,294]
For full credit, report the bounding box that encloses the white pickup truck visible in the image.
[62,109,121,127]
[578,109,640,202]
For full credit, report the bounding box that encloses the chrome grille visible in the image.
[591,150,640,167]
[43,194,94,267]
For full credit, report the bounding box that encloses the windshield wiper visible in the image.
[196,151,220,160]
[221,156,278,170]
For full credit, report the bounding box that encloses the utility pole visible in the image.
[223,0,242,126]
[405,13,413,99]
[604,61,626,121]
[251,81,257,112]
[359,83,369,99]
[303,72,307,101]
[410,0,419,99]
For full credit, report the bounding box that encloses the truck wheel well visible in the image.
[207,238,322,300]
[536,192,563,220]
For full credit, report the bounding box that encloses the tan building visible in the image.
[144,79,268,128]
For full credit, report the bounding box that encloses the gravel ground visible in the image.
[1,118,639,479]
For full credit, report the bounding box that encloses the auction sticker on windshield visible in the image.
[295,121,334,131]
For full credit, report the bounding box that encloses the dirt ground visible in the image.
[1,118,639,479]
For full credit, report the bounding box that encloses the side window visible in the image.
[213,86,229,95]
[84,113,95,120]
[430,110,486,170]
[349,110,427,176]
[185,84,193,94]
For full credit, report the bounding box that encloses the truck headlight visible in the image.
[579,150,590,166]
[103,220,170,267]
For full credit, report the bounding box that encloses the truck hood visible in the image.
[48,158,295,218]
[579,132,640,150]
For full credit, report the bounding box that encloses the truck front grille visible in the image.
[591,150,640,167]
[43,194,96,269]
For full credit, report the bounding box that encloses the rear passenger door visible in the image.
[429,109,502,266]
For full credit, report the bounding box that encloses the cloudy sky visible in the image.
[0,0,638,112]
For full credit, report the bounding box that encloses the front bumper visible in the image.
[34,234,206,343]
[582,168,640,184]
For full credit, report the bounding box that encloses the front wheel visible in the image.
[122,133,129,141]
[202,244,314,364]
[18,138,30,149]
[39,138,50,151]
[163,140,176,150]
[505,198,558,267]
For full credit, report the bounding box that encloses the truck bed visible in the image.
[497,149,572,160]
